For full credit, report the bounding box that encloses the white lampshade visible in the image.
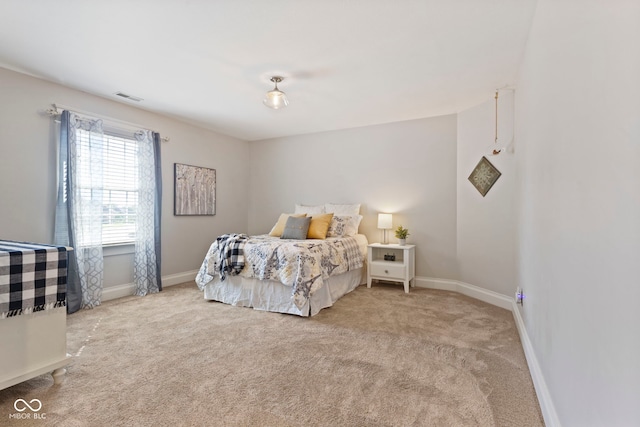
[377,213,393,230]
[263,76,289,109]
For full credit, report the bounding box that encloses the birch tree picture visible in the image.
[174,163,216,215]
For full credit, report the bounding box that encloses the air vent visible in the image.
[114,92,143,102]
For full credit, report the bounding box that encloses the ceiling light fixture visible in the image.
[263,76,289,109]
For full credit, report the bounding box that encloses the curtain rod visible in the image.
[43,103,170,143]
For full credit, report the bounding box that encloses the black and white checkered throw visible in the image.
[216,233,248,281]
[0,240,68,318]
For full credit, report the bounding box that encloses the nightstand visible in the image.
[367,243,416,293]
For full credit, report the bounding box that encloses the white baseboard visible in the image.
[162,270,200,287]
[511,302,560,427]
[414,275,559,426]
[414,276,513,310]
[102,269,198,302]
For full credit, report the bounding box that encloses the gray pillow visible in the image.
[281,216,311,240]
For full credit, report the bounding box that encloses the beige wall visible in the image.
[248,115,459,280]
[515,0,640,425]
[0,67,250,288]
[457,91,517,296]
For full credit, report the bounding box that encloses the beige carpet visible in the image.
[0,282,543,426]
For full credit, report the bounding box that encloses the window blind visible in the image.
[76,129,139,246]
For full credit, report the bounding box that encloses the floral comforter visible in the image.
[195,234,364,308]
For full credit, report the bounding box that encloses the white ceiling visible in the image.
[0,0,537,141]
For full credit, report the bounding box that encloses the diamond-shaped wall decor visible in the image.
[468,156,501,197]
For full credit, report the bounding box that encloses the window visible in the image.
[75,128,139,246]
[55,109,162,306]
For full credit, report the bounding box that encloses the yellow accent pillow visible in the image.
[307,213,334,239]
[269,213,307,237]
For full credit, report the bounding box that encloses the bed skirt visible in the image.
[203,267,366,317]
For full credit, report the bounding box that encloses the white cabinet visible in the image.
[367,243,416,293]
[0,242,71,390]
[0,308,70,390]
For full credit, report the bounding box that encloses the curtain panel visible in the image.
[133,130,162,296]
[54,110,105,311]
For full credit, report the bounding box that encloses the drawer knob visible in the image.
[385,269,389,274]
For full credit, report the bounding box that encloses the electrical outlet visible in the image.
[515,288,524,305]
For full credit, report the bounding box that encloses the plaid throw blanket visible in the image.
[215,233,249,281]
[0,240,68,319]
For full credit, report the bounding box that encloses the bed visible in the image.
[195,204,368,316]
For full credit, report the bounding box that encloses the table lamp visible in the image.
[377,213,393,244]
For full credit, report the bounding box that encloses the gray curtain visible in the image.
[54,110,105,312]
[153,132,163,291]
[133,130,162,295]
[54,111,81,313]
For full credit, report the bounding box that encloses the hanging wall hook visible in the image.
[492,90,502,155]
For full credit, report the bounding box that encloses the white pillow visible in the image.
[294,204,326,215]
[325,203,361,216]
[327,215,363,237]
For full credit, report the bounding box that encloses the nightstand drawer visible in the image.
[370,262,406,279]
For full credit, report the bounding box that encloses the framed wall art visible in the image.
[174,163,216,215]
[468,156,501,197]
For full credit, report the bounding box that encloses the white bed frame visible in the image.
[0,307,71,390]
